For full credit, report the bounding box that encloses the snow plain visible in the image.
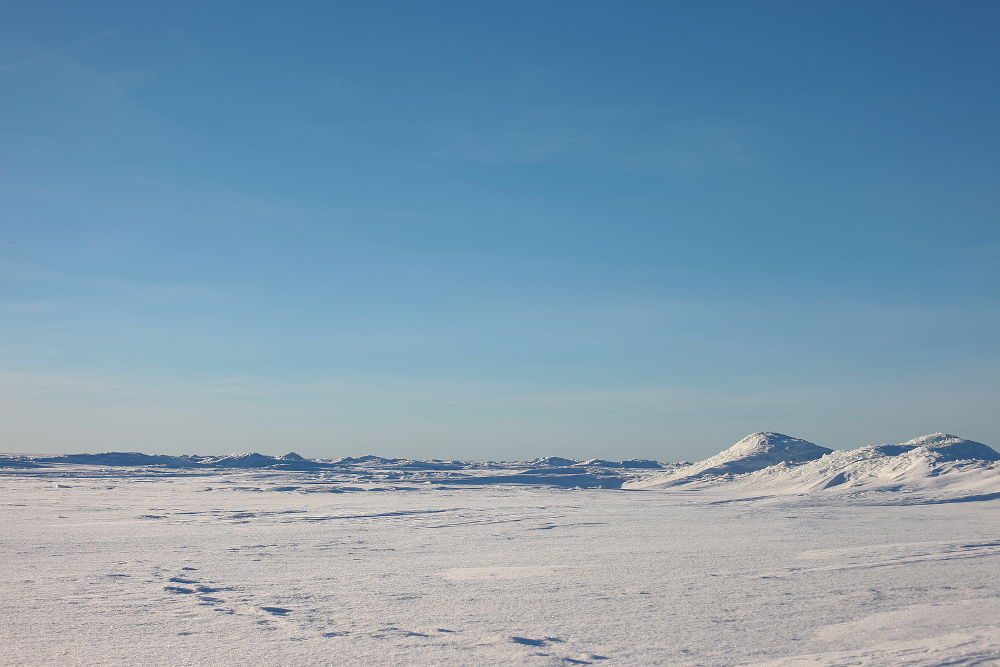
[2,435,999,666]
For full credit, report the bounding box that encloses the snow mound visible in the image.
[879,433,1000,462]
[695,432,833,474]
[205,452,280,468]
[629,432,831,488]
[34,452,199,468]
[331,455,401,465]
[528,456,580,467]
[202,451,331,470]
[0,456,44,468]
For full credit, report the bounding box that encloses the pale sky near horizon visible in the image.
[2,1,999,460]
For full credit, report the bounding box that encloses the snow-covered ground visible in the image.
[2,434,999,665]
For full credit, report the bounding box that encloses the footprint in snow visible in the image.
[164,586,195,594]
[260,606,293,616]
[510,636,564,647]
[509,636,608,664]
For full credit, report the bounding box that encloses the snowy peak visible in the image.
[723,432,827,458]
[625,432,832,488]
[884,433,1000,462]
[688,432,833,477]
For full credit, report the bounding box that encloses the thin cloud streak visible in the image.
[0,261,228,303]
[0,30,115,73]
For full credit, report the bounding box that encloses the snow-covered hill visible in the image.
[626,432,832,488]
[625,432,1000,503]
[723,433,1000,502]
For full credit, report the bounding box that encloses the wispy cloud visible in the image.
[0,261,228,304]
[0,30,115,73]
[0,300,64,315]
[428,104,756,173]
[950,244,1000,267]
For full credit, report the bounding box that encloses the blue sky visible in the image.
[2,1,999,459]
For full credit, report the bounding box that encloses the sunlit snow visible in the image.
[3,432,999,665]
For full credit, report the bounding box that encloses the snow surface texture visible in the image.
[2,432,999,665]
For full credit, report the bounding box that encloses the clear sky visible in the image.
[2,1,999,460]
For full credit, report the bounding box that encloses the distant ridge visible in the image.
[575,458,663,469]
[204,452,280,468]
[6,432,998,502]
[33,452,199,468]
[529,456,579,467]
